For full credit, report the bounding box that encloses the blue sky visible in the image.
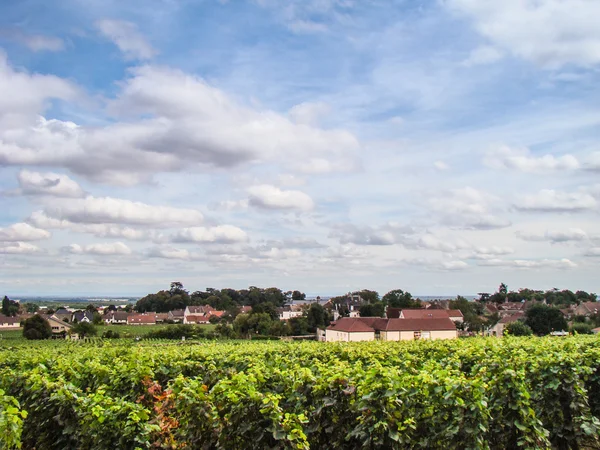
[1,0,600,297]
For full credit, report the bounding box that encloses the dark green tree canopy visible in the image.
[525,304,568,336]
[2,296,19,317]
[23,315,52,340]
[504,321,533,336]
[72,321,97,338]
[382,289,421,308]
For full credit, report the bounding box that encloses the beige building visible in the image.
[325,317,457,342]
[491,312,524,337]
[46,315,73,336]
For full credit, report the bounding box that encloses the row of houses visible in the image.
[324,317,458,342]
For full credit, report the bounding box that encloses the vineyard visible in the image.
[1,337,599,449]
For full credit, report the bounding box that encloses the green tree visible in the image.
[1,296,19,317]
[525,304,568,336]
[357,290,379,303]
[25,303,39,313]
[92,312,103,325]
[23,315,52,340]
[382,289,420,308]
[252,302,278,320]
[306,303,330,330]
[288,316,309,335]
[72,322,97,338]
[359,302,385,318]
[291,290,306,301]
[504,321,533,336]
[570,323,593,335]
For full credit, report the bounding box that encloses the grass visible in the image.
[0,323,217,343]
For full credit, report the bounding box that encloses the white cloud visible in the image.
[478,258,577,269]
[515,189,597,212]
[433,160,449,171]
[65,242,132,256]
[289,102,331,126]
[447,0,600,68]
[428,187,510,229]
[0,64,360,184]
[0,242,42,254]
[331,223,414,246]
[172,225,248,244]
[516,228,588,243]
[147,246,193,260]
[404,258,469,271]
[247,185,314,211]
[584,248,600,257]
[462,45,503,66]
[0,29,64,52]
[484,145,579,172]
[42,196,204,227]
[15,170,85,198]
[583,152,600,172]
[469,246,515,259]
[0,52,77,129]
[96,19,157,60]
[0,223,50,241]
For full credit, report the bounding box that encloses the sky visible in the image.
[1,0,600,297]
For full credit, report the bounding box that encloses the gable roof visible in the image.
[447,309,464,317]
[401,309,451,319]
[169,309,185,317]
[0,314,20,326]
[579,302,600,315]
[128,314,156,324]
[327,318,375,333]
[499,312,525,323]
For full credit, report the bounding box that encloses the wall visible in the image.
[430,330,457,340]
[348,331,375,342]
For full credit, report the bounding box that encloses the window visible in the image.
[414,331,421,340]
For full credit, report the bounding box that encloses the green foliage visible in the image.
[504,321,533,336]
[1,296,19,317]
[72,321,97,338]
[570,323,594,335]
[22,315,52,340]
[359,302,386,317]
[306,303,330,330]
[144,324,203,340]
[101,330,121,339]
[382,289,421,308]
[525,304,568,336]
[356,289,380,303]
[24,303,39,314]
[1,337,600,449]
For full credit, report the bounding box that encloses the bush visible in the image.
[72,322,97,338]
[504,321,533,336]
[570,322,594,335]
[22,315,52,340]
[102,330,121,339]
[144,325,202,340]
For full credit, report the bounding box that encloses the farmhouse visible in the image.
[278,306,303,321]
[0,314,20,329]
[490,312,525,337]
[104,311,130,325]
[127,313,156,325]
[324,317,457,342]
[168,309,185,323]
[575,302,600,317]
[387,308,464,323]
[45,315,73,336]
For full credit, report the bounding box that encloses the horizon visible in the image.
[1,0,600,295]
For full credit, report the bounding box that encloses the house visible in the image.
[127,313,156,325]
[324,317,457,342]
[0,314,20,329]
[592,327,600,335]
[52,308,72,323]
[239,306,252,314]
[575,302,600,317]
[491,312,525,337]
[183,305,225,324]
[278,306,304,321]
[104,311,130,325]
[73,310,94,323]
[155,313,169,323]
[388,309,464,324]
[168,309,185,323]
[45,315,73,336]
[498,302,524,312]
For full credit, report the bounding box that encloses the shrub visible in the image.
[504,321,533,336]
[571,323,594,335]
[22,315,52,340]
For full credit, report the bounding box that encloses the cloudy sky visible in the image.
[1,0,600,297]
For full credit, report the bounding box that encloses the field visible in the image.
[1,337,599,449]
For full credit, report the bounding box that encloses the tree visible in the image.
[23,315,52,340]
[25,303,39,313]
[525,304,568,336]
[382,289,420,308]
[306,303,330,330]
[570,323,593,335]
[288,316,309,335]
[252,302,278,320]
[92,312,103,325]
[504,321,533,336]
[86,304,97,312]
[357,290,379,304]
[359,302,385,318]
[292,290,306,301]
[72,322,97,338]
[1,296,19,317]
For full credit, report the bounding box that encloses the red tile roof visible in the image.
[327,318,376,333]
[401,309,451,319]
[499,312,525,323]
[128,314,156,324]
